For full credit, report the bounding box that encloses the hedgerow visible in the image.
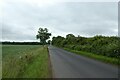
[52,34,120,58]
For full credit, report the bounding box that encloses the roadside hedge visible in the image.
[52,34,120,58]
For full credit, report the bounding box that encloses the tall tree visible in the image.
[36,28,51,45]
[66,34,75,39]
[66,34,75,44]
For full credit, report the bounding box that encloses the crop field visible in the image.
[2,45,51,78]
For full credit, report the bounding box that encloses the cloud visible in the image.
[1,0,118,41]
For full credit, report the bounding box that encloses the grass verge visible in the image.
[21,46,51,78]
[2,45,52,78]
[64,48,119,65]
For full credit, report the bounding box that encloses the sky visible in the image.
[1,0,119,42]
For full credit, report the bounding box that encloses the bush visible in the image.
[74,45,81,51]
[52,35,119,58]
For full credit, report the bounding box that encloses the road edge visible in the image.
[47,46,53,78]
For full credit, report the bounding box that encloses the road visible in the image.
[48,46,118,78]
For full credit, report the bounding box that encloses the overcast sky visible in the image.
[1,0,118,42]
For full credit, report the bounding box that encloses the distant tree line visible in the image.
[2,42,42,45]
[52,34,120,58]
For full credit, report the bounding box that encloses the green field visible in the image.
[0,45,2,79]
[2,45,51,78]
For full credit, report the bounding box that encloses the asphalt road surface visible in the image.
[48,46,118,78]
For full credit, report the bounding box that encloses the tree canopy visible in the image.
[36,28,51,45]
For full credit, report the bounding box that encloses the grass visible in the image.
[0,45,2,79]
[64,48,119,65]
[2,45,51,78]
